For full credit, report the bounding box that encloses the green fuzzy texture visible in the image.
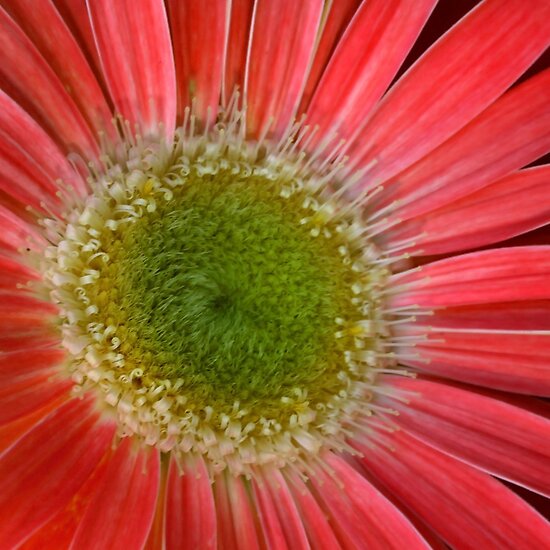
[102,170,357,412]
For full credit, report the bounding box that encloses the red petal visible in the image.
[0,396,115,548]
[0,394,68,454]
[385,166,550,255]
[0,371,72,426]
[371,69,550,222]
[349,0,550,183]
[3,0,116,143]
[87,0,177,138]
[309,452,429,549]
[70,439,160,550]
[167,0,228,125]
[0,7,99,159]
[19,449,112,550]
[165,454,217,550]
[252,467,309,550]
[214,472,260,550]
[245,0,324,139]
[223,0,254,106]
[297,0,362,114]
[0,91,87,210]
[381,376,550,496]
[0,203,40,253]
[357,429,550,549]
[306,0,435,149]
[400,327,550,396]
[282,468,341,549]
[0,254,38,291]
[52,0,106,89]
[390,246,550,308]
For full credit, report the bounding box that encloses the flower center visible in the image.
[108,174,353,410]
[44,119,392,474]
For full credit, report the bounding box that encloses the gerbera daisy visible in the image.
[1,0,549,548]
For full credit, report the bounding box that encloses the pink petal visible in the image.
[214,472,261,550]
[297,0,362,114]
[348,0,550,183]
[0,394,68,454]
[381,376,550,496]
[0,254,38,290]
[357,429,550,549]
[384,165,550,255]
[245,0,324,139]
[0,203,40,253]
[143,464,167,550]
[390,246,550,308]
[167,0,228,125]
[370,68,550,222]
[3,0,116,143]
[399,327,550,396]
[0,370,72,426]
[223,0,254,106]
[306,0,436,148]
[87,0,177,138]
[70,439,160,550]
[283,468,341,549]
[0,91,87,210]
[165,453,217,550]
[252,468,309,550]
[309,452,429,549]
[53,0,107,89]
[0,396,115,548]
[0,7,99,159]
[19,450,112,550]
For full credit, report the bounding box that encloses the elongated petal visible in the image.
[307,0,435,147]
[0,348,65,387]
[358,430,550,549]
[390,247,550,308]
[0,254,38,290]
[223,0,254,106]
[309,452,428,549]
[349,0,550,182]
[245,0,324,138]
[52,0,106,86]
[87,0,177,138]
[381,376,550,496]
[0,203,40,252]
[18,449,111,550]
[0,396,115,548]
[214,472,260,550]
[385,166,550,255]
[0,7,99,159]
[0,94,85,215]
[3,0,116,142]
[370,69,550,221]
[0,394,68,454]
[0,293,59,352]
[298,0,362,114]
[0,372,71,426]
[399,327,550,396]
[167,0,227,125]
[165,454,217,550]
[70,439,160,550]
[283,468,341,549]
[252,468,309,550]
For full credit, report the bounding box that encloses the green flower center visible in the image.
[101,172,354,414]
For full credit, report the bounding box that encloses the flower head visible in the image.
[0,0,549,548]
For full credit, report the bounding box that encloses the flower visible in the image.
[1,0,549,548]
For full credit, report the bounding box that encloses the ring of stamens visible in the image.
[42,112,396,475]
